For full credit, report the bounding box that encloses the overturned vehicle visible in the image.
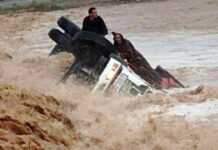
[48,17,184,96]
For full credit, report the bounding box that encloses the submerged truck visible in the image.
[49,16,152,96]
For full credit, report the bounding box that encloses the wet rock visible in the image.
[189,85,204,95]
[0,51,13,61]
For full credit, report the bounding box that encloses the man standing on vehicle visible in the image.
[82,7,108,36]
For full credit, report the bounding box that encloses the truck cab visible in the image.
[92,55,152,96]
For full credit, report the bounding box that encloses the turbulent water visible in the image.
[1,30,218,149]
[1,3,218,148]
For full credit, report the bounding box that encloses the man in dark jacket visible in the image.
[82,7,108,36]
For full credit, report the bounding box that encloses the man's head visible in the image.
[88,7,98,19]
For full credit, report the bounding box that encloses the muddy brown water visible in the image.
[1,1,218,149]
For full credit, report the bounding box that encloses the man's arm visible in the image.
[126,40,135,56]
[99,16,108,36]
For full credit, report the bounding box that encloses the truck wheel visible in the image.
[57,16,81,37]
[48,28,71,47]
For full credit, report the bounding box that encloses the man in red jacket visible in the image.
[112,32,184,89]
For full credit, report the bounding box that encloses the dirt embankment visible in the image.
[0,84,76,149]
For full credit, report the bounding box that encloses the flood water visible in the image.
[10,28,218,121]
[108,31,218,86]
[2,11,218,150]
[126,31,218,68]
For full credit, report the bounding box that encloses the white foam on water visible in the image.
[166,99,218,121]
[121,98,218,126]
